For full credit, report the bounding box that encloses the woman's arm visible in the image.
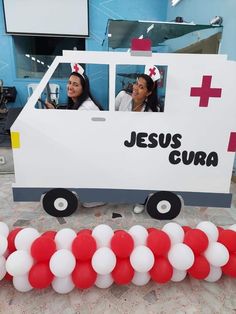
[45,100,56,109]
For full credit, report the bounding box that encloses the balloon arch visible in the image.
[0,221,236,294]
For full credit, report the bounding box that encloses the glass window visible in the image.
[13,36,85,79]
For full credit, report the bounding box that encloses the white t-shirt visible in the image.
[78,97,99,110]
[115,91,133,111]
[115,91,154,112]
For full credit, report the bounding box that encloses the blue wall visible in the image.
[87,0,167,51]
[166,0,236,61]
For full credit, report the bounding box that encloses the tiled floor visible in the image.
[1,173,236,314]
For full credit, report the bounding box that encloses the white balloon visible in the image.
[0,234,8,256]
[15,228,40,251]
[0,256,6,280]
[0,222,9,237]
[204,242,229,267]
[132,271,150,286]
[168,243,194,271]
[92,247,116,275]
[92,224,114,248]
[128,225,148,247]
[49,249,76,277]
[196,221,218,242]
[171,268,187,282]
[228,224,236,232]
[6,250,33,277]
[95,273,114,288]
[13,275,33,292]
[55,228,77,250]
[162,222,184,245]
[205,265,222,282]
[130,246,154,273]
[52,276,75,294]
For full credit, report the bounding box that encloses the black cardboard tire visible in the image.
[42,188,78,217]
[146,191,182,220]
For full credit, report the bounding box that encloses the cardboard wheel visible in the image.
[146,191,182,220]
[42,188,78,217]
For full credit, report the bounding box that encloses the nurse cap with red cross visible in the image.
[144,65,161,82]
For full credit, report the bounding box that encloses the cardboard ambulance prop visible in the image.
[10,50,236,219]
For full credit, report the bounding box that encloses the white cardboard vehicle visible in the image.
[10,50,236,219]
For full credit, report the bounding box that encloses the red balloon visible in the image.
[218,230,236,253]
[72,233,97,261]
[222,252,236,277]
[72,261,97,289]
[188,255,210,279]
[147,229,171,256]
[7,228,22,253]
[29,263,54,289]
[31,236,56,262]
[149,257,173,284]
[4,273,13,281]
[111,231,134,259]
[217,226,224,234]
[182,226,192,233]
[41,230,57,239]
[112,258,134,285]
[184,229,208,255]
[147,227,158,234]
[77,229,92,235]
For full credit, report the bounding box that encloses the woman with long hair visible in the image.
[115,73,160,112]
[46,71,103,110]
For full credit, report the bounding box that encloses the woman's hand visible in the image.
[45,100,56,109]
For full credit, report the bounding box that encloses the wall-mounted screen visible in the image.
[3,0,89,37]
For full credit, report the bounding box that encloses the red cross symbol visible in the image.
[190,75,222,107]
[73,64,79,72]
[228,132,236,152]
[149,67,156,77]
